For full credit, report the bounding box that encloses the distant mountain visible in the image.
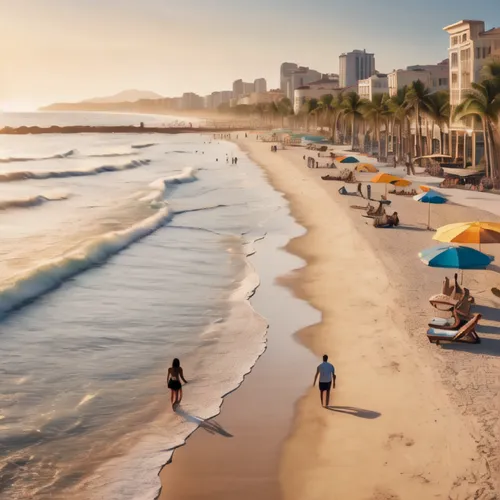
[83,89,164,104]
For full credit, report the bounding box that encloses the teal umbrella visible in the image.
[339,156,360,164]
[414,190,447,229]
[419,244,494,283]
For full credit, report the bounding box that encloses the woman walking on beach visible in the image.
[167,358,188,410]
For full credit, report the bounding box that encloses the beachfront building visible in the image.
[254,78,267,93]
[237,91,285,106]
[285,67,322,101]
[181,92,203,110]
[293,82,342,114]
[444,20,500,165]
[339,50,375,88]
[280,62,299,94]
[357,74,389,101]
[207,90,233,109]
[232,79,255,100]
[388,61,449,97]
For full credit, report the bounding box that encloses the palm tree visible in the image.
[455,80,500,178]
[387,87,409,163]
[299,98,319,131]
[342,91,364,150]
[425,91,450,155]
[405,80,431,159]
[317,94,334,132]
[361,93,391,159]
[277,97,294,127]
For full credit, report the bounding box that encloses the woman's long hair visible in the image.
[172,358,180,368]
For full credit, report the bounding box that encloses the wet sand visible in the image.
[159,137,500,500]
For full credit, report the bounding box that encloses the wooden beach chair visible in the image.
[442,276,453,296]
[427,313,482,345]
[428,291,472,329]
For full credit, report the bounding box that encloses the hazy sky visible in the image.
[1,0,499,109]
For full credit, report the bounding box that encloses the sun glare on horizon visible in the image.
[0,100,39,112]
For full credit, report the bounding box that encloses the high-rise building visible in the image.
[232,79,255,99]
[254,78,267,93]
[181,92,203,110]
[339,50,375,88]
[286,67,322,101]
[443,19,500,166]
[210,90,233,109]
[280,62,299,94]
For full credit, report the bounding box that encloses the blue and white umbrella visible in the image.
[419,243,494,283]
[413,190,447,229]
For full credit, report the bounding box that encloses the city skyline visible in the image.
[1,0,500,110]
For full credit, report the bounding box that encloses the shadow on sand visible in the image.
[176,409,233,437]
[325,406,381,419]
[398,224,429,232]
[443,337,500,357]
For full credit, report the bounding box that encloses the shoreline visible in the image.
[160,135,500,499]
[157,139,318,500]
[0,125,256,135]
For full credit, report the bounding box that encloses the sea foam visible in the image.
[0,206,171,317]
[0,192,69,210]
[0,159,150,182]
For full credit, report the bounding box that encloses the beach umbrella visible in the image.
[419,244,494,283]
[336,155,347,162]
[371,172,411,196]
[355,163,378,173]
[413,190,448,230]
[433,221,500,252]
[340,156,360,164]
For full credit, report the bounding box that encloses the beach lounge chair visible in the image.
[428,293,472,329]
[428,309,463,330]
[442,276,453,296]
[427,313,482,345]
[429,289,473,319]
[339,183,363,197]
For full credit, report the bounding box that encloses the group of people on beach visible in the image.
[167,354,335,410]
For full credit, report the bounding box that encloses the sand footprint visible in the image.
[387,432,415,448]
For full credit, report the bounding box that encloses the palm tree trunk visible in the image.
[487,121,497,178]
[377,122,382,161]
[351,115,356,150]
[482,120,491,177]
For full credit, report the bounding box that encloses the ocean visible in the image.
[0,112,304,499]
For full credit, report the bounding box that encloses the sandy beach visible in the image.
[160,135,500,500]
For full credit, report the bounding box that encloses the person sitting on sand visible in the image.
[168,358,188,410]
[313,355,336,407]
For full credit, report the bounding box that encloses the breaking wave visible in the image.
[0,192,69,210]
[0,166,202,317]
[0,149,77,163]
[88,152,137,158]
[0,207,171,317]
[140,167,197,205]
[0,159,150,182]
[131,143,157,149]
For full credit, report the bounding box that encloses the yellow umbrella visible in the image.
[355,163,378,173]
[434,221,500,251]
[371,173,411,196]
[420,185,431,192]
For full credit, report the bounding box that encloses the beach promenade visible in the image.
[161,135,500,500]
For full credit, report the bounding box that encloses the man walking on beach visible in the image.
[313,355,336,407]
